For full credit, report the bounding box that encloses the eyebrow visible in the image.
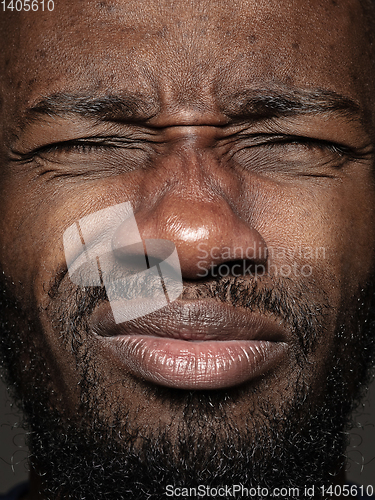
[219,88,363,122]
[25,92,160,123]
[24,88,363,125]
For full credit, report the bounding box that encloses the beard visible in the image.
[1,270,375,500]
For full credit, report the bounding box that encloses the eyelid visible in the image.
[39,138,127,154]
[9,135,145,162]
[235,133,372,160]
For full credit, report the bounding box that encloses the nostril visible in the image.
[112,241,148,274]
[113,239,179,274]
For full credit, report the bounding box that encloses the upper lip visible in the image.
[90,299,288,342]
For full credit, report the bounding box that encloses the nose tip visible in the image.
[169,216,267,279]
[112,199,267,280]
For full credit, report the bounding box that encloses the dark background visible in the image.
[1,375,375,494]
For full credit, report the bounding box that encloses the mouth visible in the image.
[90,300,289,390]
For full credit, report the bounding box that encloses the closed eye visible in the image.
[237,134,366,159]
[9,136,145,162]
[230,133,373,179]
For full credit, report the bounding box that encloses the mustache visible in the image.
[48,265,329,357]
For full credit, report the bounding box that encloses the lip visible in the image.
[91,300,289,390]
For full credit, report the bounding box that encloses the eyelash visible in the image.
[56,138,348,155]
[241,135,356,157]
[38,139,128,155]
[10,134,364,163]
[10,137,138,163]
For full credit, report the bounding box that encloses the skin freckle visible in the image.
[247,34,257,44]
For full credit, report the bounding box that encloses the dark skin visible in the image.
[1,0,375,498]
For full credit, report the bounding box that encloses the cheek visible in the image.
[313,178,375,297]
[249,176,375,309]
[0,171,143,304]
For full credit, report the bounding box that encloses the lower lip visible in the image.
[102,336,287,390]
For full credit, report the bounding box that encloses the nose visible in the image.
[112,196,267,280]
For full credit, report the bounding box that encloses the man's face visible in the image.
[1,0,375,497]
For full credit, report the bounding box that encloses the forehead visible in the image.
[0,0,373,121]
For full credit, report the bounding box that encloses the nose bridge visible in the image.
[153,134,243,211]
[164,132,219,188]
[135,144,240,241]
